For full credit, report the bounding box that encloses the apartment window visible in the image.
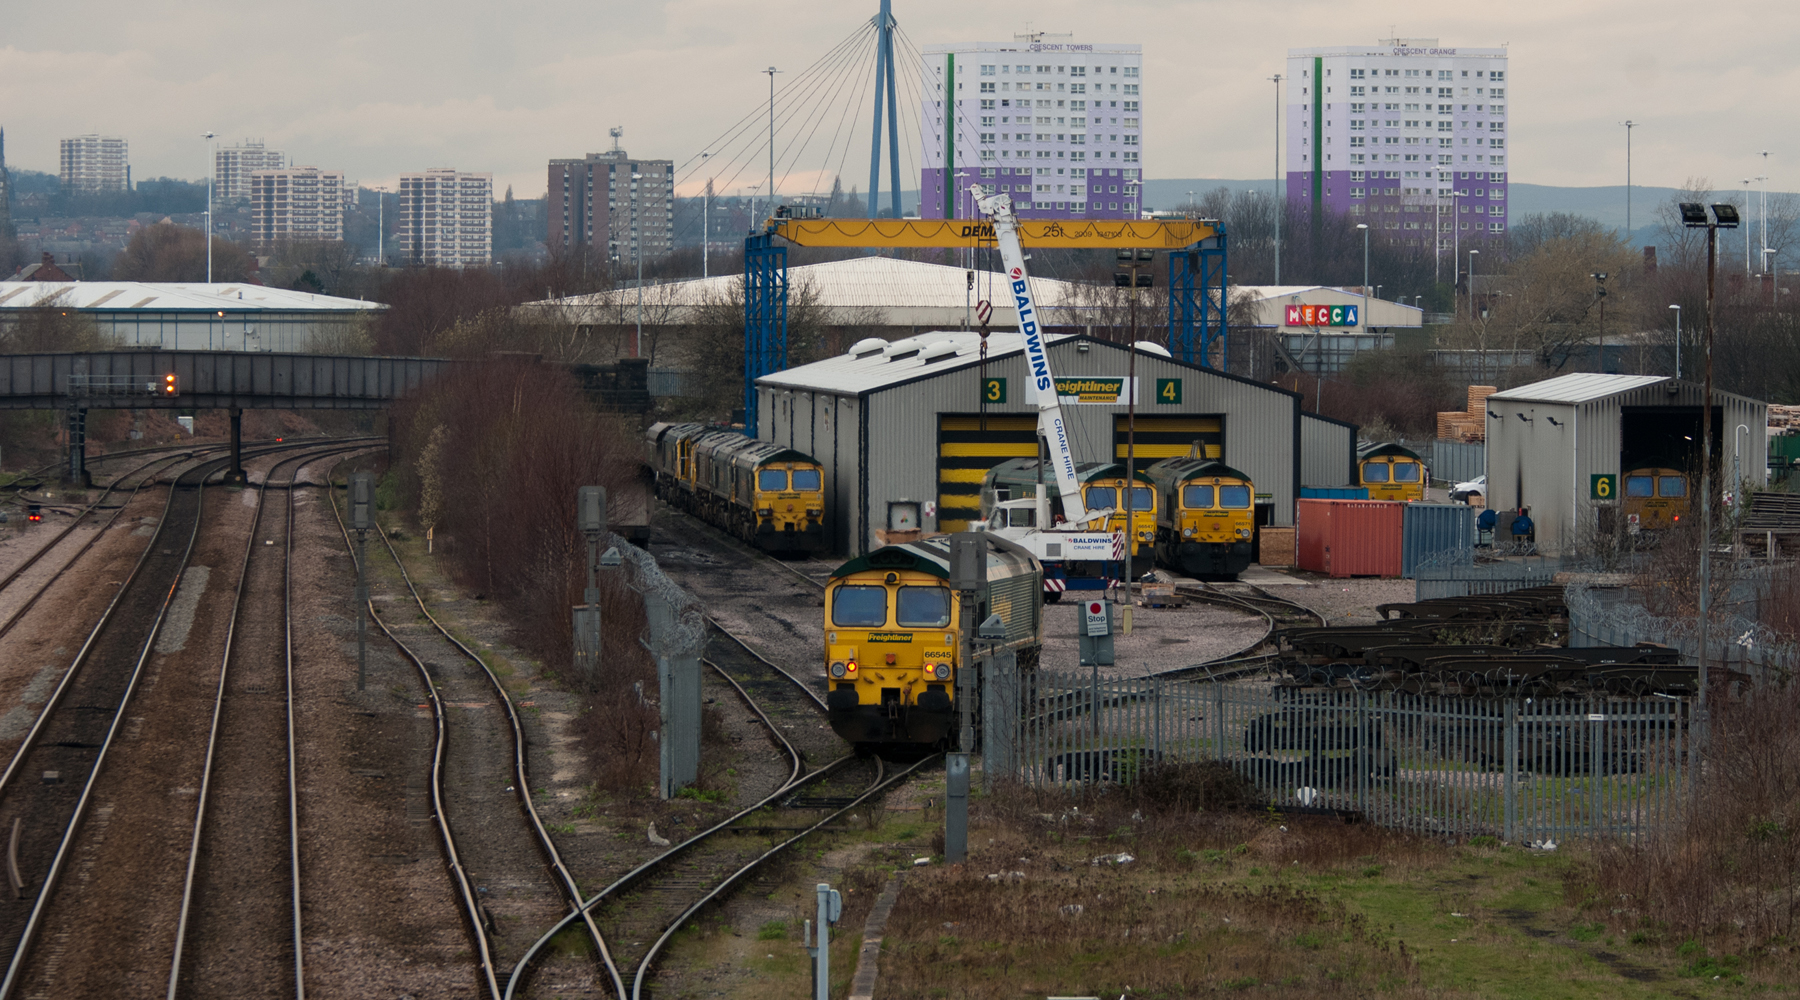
[981,64,995,75]
[1349,170,1365,181]
[1439,70,1452,80]
[1404,119,1419,127]
[1491,88,1505,98]
[1124,66,1138,77]
[1492,71,1505,82]
[1350,187,1365,198]
[980,82,995,93]
[1071,65,1086,77]
[1350,103,1365,113]
[1350,136,1365,147]
[1072,83,1085,93]
[1123,118,1138,128]
[1123,101,1138,112]
[1350,68,1365,79]
[981,99,995,110]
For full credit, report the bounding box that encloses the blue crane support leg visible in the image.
[1166,230,1229,369]
[743,233,788,437]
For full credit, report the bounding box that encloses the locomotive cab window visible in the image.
[1125,486,1154,510]
[1085,486,1117,509]
[1658,476,1687,497]
[896,586,952,627]
[1626,476,1655,498]
[831,586,888,626]
[1362,462,1391,482]
[1182,485,1214,509]
[792,469,821,491]
[1219,484,1252,508]
[758,469,788,491]
[1393,462,1422,483]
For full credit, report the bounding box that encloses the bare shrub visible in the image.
[1586,680,1800,966]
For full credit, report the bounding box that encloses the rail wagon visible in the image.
[823,534,1042,753]
[1357,442,1426,502]
[980,458,1156,575]
[1143,457,1256,578]
[645,422,827,554]
[1622,465,1690,531]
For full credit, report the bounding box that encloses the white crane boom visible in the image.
[975,188,1098,526]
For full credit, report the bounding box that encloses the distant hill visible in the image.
[1141,178,1795,248]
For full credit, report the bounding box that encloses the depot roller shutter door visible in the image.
[937,414,1038,532]
[1113,415,1224,461]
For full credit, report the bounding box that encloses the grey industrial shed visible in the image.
[757,331,1355,555]
[1300,411,1360,488]
[1485,373,1768,555]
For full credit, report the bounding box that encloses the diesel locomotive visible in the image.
[1143,457,1257,578]
[980,458,1157,575]
[1357,442,1427,502]
[1623,465,1690,531]
[645,422,827,554]
[823,534,1042,753]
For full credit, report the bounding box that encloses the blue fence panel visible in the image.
[1402,503,1475,577]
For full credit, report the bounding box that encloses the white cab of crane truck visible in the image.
[965,187,1126,589]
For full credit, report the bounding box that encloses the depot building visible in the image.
[1484,373,1768,554]
[757,331,1359,555]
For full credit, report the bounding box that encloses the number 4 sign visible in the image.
[1154,378,1182,404]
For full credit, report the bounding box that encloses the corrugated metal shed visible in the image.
[760,333,1330,555]
[1300,412,1358,487]
[0,282,382,313]
[1485,374,1768,554]
[0,281,384,353]
[1488,373,1666,404]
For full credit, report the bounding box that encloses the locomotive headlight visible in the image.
[1182,527,1195,538]
[757,507,773,517]
[1237,527,1251,538]
[829,661,847,678]
[934,663,952,680]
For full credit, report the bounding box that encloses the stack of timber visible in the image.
[1436,385,1496,443]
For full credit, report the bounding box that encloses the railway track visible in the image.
[164,444,370,999]
[323,476,604,998]
[0,441,363,996]
[1161,581,1328,680]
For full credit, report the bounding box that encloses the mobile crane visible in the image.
[966,187,1126,588]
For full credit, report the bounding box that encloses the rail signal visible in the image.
[26,504,42,523]
[163,373,178,395]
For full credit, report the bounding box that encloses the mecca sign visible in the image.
[1284,304,1360,327]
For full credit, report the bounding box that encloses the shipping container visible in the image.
[1300,486,1370,500]
[1401,503,1475,577]
[1296,499,1405,578]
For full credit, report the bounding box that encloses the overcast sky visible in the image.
[3,0,1795,201]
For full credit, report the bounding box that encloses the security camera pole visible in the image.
[349,472,374,691]
[946,532,986,864]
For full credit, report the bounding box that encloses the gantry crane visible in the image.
[739,205,1228,436]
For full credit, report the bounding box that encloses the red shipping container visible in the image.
[1295,499,1405,578]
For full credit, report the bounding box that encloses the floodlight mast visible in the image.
[973,186,1097,527]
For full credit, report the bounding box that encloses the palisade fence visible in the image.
[991,668,1692,842]
[1411,550,1566,600]
[1566,581,1800,682]
[1395,438,1486,487]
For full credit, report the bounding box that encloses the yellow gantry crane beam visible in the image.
[768,216,1220,249]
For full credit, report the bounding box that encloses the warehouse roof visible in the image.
[0,282,385,313]
[758,330,1082,395]
[1488,373,1669,404]
[525,257,1086,327]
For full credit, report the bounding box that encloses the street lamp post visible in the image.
[203,131,216,282]
[1114,244,1155,580]
[1669,304,1681,378]
[1357,224,1369,337]
[1592,273,1609,372]
[1679,200,1741,782]
[375,185,386,267]
[1765,248,1779,306]
[1621,120,1637,237]
[1270,73,1282,285]
[632,172,644,358]
[1467,249,1479,324]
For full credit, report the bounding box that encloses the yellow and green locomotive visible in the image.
[1357,442,1427,502]
[1144,457,1256,578]
[1623,465,1690,531]
[645,422,827,554]
[823,534,1041,753]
